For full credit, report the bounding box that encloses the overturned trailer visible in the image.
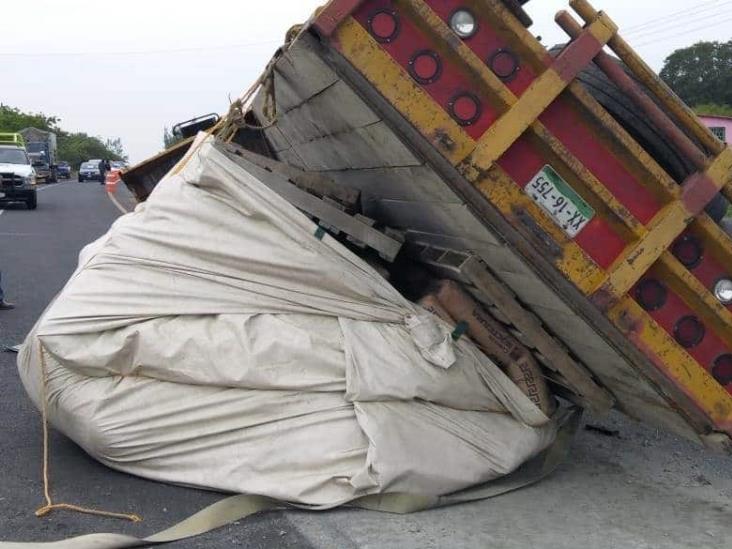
[121,0,732,452]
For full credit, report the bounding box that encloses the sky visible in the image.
[2,0,731,164]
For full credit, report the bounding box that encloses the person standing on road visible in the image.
[0,271,15,310]
[98,159,107,185]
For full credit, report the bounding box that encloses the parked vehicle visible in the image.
[0,133,38,210]
[57,161,72,179]
[19,127,57,183]
[78,160,102,182]
[122,0,732,452]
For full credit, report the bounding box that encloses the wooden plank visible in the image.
[223,143,360,209]
[461,256,614,413]
[411,244,613,413]
[217,144,402,261]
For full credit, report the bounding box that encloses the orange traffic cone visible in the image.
[105,170,120,193]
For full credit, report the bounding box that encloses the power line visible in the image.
[627,8,732,41]
[633,14,732,48]
[627,5,732,39]
[0,40,282,58]
[623,0,730,34]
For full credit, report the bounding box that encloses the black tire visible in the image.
[550,45,729,222]
[78,175,84,182]
[26,193,37,210]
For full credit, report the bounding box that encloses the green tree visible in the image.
[57,133,126,168]
[0,104,59,132]
[0,104,127,169]
[104,137,128,161]
[660,41,732,107]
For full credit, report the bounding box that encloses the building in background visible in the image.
[698,114,731,144]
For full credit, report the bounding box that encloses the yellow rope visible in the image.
[36,347,142,523]
[218,24,303,142]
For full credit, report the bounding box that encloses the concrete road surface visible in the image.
[0,181,730,548]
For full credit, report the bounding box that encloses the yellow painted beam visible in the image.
[334,18,475,165]
[608,297,732,430]
[596,202,688,302]
[596,148,732,303]
[460,15,617,174]
[336,11,616,296]
[656,254,732,353]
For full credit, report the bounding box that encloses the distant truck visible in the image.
[19,127,57,183]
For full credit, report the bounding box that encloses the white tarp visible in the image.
[18,135,557,506]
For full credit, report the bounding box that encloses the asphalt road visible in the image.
[0,181,730,548]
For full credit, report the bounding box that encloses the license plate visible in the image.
[525,165,595,238]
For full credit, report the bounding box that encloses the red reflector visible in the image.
[408,50,442,84]
[368,9,400,43]
[635,279,667,311]
[449,92,482,126]
[488,49,520,81]
[712,354,732,386]
[672,233,703,269]
[674,316,705,349]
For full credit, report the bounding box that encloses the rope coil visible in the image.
[36,347,142,523]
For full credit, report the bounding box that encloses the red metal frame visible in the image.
[313,0,366,37]
[634,270,732,392]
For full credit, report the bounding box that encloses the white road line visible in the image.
[36,182,70,192]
